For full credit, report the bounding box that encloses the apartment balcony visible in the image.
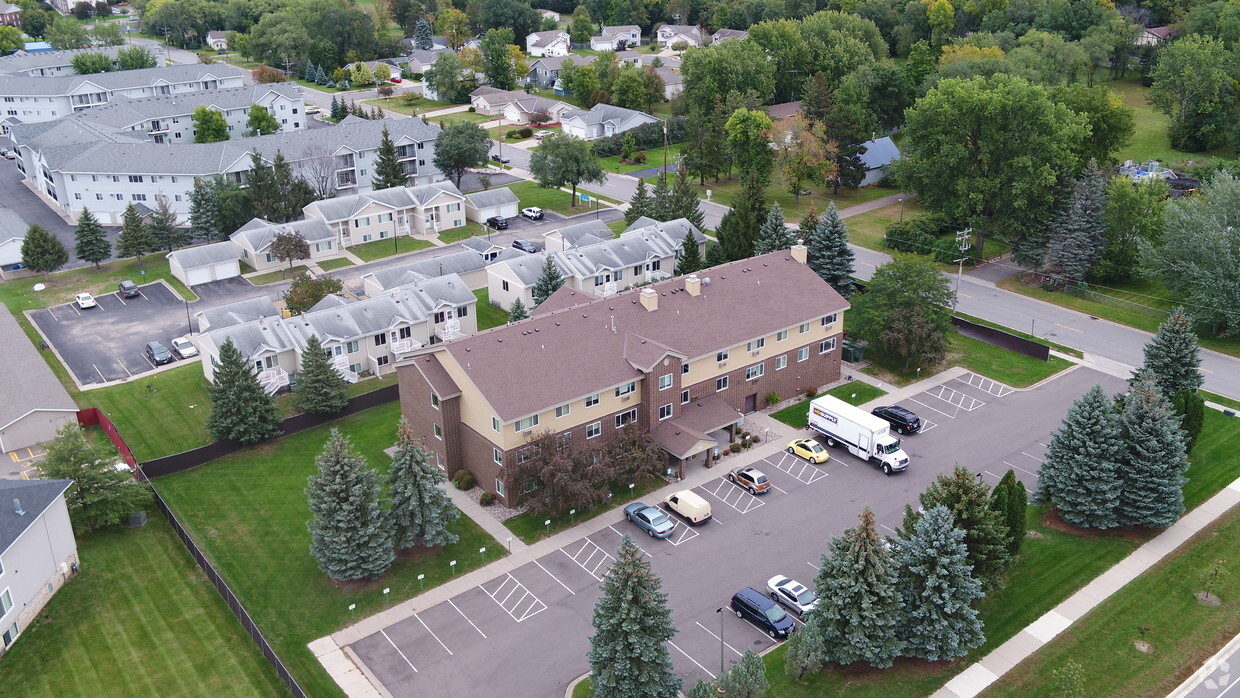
[436,317,463,341]
[332,355,360,383]
[593,281,618,298]
[257,367,289,395]
[390,337,422,355]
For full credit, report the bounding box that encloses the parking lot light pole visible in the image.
[716,607,725,675]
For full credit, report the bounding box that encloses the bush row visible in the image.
[590,118,688,157]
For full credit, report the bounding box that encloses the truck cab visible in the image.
[869,434,909,474]
[806,395,910,475]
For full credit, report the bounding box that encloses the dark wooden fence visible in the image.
[952,316,1051,361]
[77,408,137,468]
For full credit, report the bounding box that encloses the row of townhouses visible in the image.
[0,46,124,79]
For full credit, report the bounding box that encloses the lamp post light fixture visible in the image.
[716,606,726,675]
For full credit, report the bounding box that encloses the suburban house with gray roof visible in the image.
[590,25,640,51]
[526,30,570,58]
[302,180,467,246]
[561,103,660,140]
[0,304,77,454]
[464,187,519,223]
[526,54,594,90]
[711,28,748,43]
[0,478,77,657]
[468,87,574,124]
[360,246,528,297]
[167,241,241,287]
[656,24,704,47]
[195,296,279,332]
[206,31,229,51]
[543,219,615,251]
[406,49,445,75]
[397,245,850,505]
[230,217,339,273]
[857,136,901,186]
[0,46,124,78]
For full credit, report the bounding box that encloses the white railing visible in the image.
[594,281,618,298]
[436,317,462,341]
[390,337,422,354]
[257,367,288,395]
[332,355,359,383]
[647,270,671,282]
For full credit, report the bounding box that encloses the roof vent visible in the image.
[13,498,24,516]
[703,277,711,286]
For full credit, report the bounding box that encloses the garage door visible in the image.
[186,266,212,285]
[498,202,519,218]
[209,261,238,281]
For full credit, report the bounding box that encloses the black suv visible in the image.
[118,280,139,298]
[486,216,508,230]
[871,405,922,434]
[730,587,796,639]
[145,340,173,366]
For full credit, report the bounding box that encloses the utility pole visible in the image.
[662,118,668,176]
[952,228,973,315]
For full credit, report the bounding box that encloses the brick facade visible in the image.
[684,336,842,414]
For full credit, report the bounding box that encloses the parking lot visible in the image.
[348,366,1127,697]
[30,281,198,386]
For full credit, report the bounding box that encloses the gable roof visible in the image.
[602,25,640,35]
[231,217,335,253]
[0,46,123,76]
[366,246,525,290]
[551,219,614,248]
[527,30,569,48]
[465,187,518,209]
[197,296,279,330]
[858,136,901,170]
[493,252,554,286]
[0,63,249,97]
[0,479,73,557]
[39,83,302,136]
[712,28,748,42]
[0,303,76,432]
[529,54,596,72]
[167,241,236,270]
[561,103,656,128]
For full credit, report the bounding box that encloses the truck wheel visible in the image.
[883,464,892,476]
[825,437,836,447]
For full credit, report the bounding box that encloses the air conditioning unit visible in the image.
[621,396,631,402]
[751,350,760,356]
[718,361,727,368]
[523,429,532,437]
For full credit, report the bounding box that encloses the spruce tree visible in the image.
[1118,372,1190,528]
[587,535,681,698]
[753,202,794,255]
[686,679,716,698]
[716,173,767,261]
[330,95,341,119]
[294,334,349,415]
[1034,384,1126,529]
[807,203,856,298]
[912,466,1012,589]
[306,428,394,581]
[508,297,529,322]
[1135,307,1203,401]
[532,256,564,306]
[626,178,652,224]
[796,207,818,247]
[705,241,728,267]
[813,507,904,668]
[387,419,460,550]
[20,224,69,280]
[414,19,434,50]
[73,207,110,268]
[1171,388,1205,453]
[675,230,703,275]
[205,338,283,444]
[1043,164,1107,287]
[716,649,768,698]
[649,172,672,221]
[989,469,1028,556]
[115,203,154,264]
[303,60,317,80]
[372,126,408,190]
[670,167,705,230]
[147,194,188,251]
[188,179,221,241]
[894,505,985,661]
[784,612,828,680]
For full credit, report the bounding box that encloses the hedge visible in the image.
[590,117,688,157]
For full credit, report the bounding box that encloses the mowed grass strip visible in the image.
[768,380,889,429]
[508,179,594,216]
[348,236,434,262]
[947,333,1074,388]
[84,363,213,461]
[473,288,508,330]
[155,402,505,697]
[0,519,288,698]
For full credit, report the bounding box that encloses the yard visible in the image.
[676,174,898,222]
[861,331,1072,389]
[596,142,685,174]
[840,199,926,252]
[83,363,213,461]
[154,402,505,698]
[362,95,458,116]
[317,257,355,271]
[438,224,480,244]
[431,111,501,127]
[347,236,434,263]
[0,520,288,698]
[769,380,888,429]
[504,475,669,544]
[248,265,307,285]
[473,288,508,330]
[507,179,604,216]
[1108,78,1219,169]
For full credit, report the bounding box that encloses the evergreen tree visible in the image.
[205,338,283,444]
[716,649,768,698]
[303,60,317,80]
[532,256,564,306]
[649,172,672,221]
[1171,388,1205,453]
[293,334,349,415]
[1012,175,1075,270]
[910,466,1013,589]
[813,507,904,668]
[508,297,529,322]
[989,470,1028,556]
[894,505,985,661]
[807,203,856,298]
[305,428,394,581]
[705,241,728,267]
[587,535,681,698]
[796,207,818,247]
[1034,384,1126,529]
[20,224,68,280]
[784,612,828,680]
[753,202,794,255]
[716,174,767,261]
[73,208,110,268]
[669,167,705,230]
[675,231,703,275]
[625,178,652,224]
[1135,307,1203,400]
[115,204,155,264]
[188,178,220,241]
[413,19,434,50]
[372,126,408,190]
[38,423,150,535]
[1043,164,1107,287]
[1118,372,1190,528]
[686,678,716,698]
[330,94,342,119]
[387,419,460,550]
[147,195,188,251]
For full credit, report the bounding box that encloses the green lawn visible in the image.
[572,677,594,697]
[1109,78,1214,168]
[768,380,888,429]
[155,402,506,698]
[1201,391,1240,412]
[0,255,195,314]
[348,237,434,263]
[505,476,667,544]
[955,312,1084,358]
[597,143,685,174]
[948,333,1074,388]
[1182,409,1240,511]
[841,200,926,252]
[687,176,898,222]
[362,95,457,116]
[438,225,480,244]
[433,111,501,127]
[577,188,624,206]
[0,520,288,698]
[317,257,355,271]
[507,179,597,216]
[606,219,629,235]
[474,288,508,330]
[84,363,213,461]
[249,266,307,285]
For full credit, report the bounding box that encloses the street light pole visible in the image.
[716,606,725,676]
[952,228,972,315]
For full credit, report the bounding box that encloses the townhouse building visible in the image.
[542,219,615,251]
[360,246,528,297]
[0,47,124,78]
[397,246,849,505]
[0,479,77,657]
[230,217,338,273]
[468,86,574,124]
[561,103,660,140]
[302,180,468,246]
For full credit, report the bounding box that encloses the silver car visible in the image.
[767,575,819,616]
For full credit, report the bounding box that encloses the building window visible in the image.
[496,478,506,497]
[799,322,811,334]
[374,333,387,346]
[346,340,359,353]
[797,347,810,362]
[376,356,389,366]
[492,416,501,433]
[716,350,729,362]
[493,448,503,465]
[820,337,837,354]
[716,376,729,391]
[776,355,787,370]
[746,364,765,380]
[434,424,442,439]
[658,404,673,420]
[555,404,570,418]
[502,280,509,291]
[131,193,147,201]
[747,338,765,352]
[74,193,81,200]
[615,409,637,428]
[95,193,103,200]
[2,621,16,648]
[777,329,788,342]
[658,373,672,390]
[516,415,539,431]
[681,363,690,374]
[586,421,601,438]
[681,389,690,404]
[614,381,635,397]
[821,313,837,326]
[128,175,143,183]
[586,393,600,407]
[0,588,10,615]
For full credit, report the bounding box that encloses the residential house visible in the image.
[0,47,124,78]
[485,251,553,310]
[1136,26,1173,45]
[0,2,19,27]
[206,31,229,51]
[167,242,242,287]
[711,28,748,43]
[526,30,570,58]
[590,25,641,51]
[0,304,77,453]
[857,136,901,186]
[527,54,595,91]
[230,217,339,273]
[303,180,467,246]
[538,9,560,22]
[468,87,574,124]
[561,103,660,140]
[464,187,519,223]
[0,207,27,278]
[458,236,507,261]
[406,49,444,75]
[195,296,279,332]
[361,246,527,297]
[0,479,78,657]
[542,219,614,251]
[656,66,682,99]
[396,245,850,505]
[656,24,703,47]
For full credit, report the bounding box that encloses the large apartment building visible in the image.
[0,47,125,79]
[396,246,849,504]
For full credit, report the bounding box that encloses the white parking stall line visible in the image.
[766,452,827,485]
[447,599,487,638]
[695,621,744,657]
[667,640,716,680]
[609,524,652,557]
[1003,460,1041,478]
[806,560,820,571]
[925,385,986,413]
[918,419,940,433]
[983,470,1003,481]
[906,396,957,419]
[770,483,789,495]
[880,524,899,536]
[957,372,1013,398]
[415,614,453,656]
[380,629,418,673]
[702,478,765,515]
[562,538,616,581]
[665,523,699,546]
[1020,451,1045,464]
[481,573,547,622]
[534,559,575,595]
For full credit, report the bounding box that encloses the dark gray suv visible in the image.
[871,405,922,434]
[730,587,796,639]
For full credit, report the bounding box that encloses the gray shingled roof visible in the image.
[527,30,567,47]
[465,187,518,209]
[561,103,656,129]
[167,241,236,270]
[858,136,901,170]
[204,315,299,360]
[0,206,26,237]
[231,217,335,253]
[553,219,614,248]
[0,46,123,76]
[0,63,249,97]
[197,296,279,331]
[0,303,76,431]
[0,479,73,556]
[530,54,596,72]
[458,236,503,254]
[495,252,553,286]
[60,83,302,131]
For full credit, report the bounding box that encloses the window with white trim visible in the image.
[658,373,672,390]
[492,416,501,433]
[747,338,765,352]
[776,329,788,342]
[493,448,503,465]
[0,589,11,616]
[496,478,506,497]
[2,621,16,648]
[797,347,810,362]
[681,389,690,404]
[716,350,729,362]
[820,337,837,354]
[586,393,600,407]
[433,424,442,439]
[799,322,811,334]
[746,364,765,380]
[659,404,673,420]
[615,409,637,428]
[586,421,601,438]
[431,394,440,409]
[516,415,539,431]
[555,404,570,418]
[614,381,636,397]
[716,376,729,391]
[821,313,837,326]
[776,355,787,370]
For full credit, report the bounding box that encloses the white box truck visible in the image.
[806,395,910,475]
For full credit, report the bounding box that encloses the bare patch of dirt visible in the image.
[1041,508,1154,542]
[1196,591,1222,606]
[1134,640,1155,653]
[394,545,443,563]
[1026,530,1046,539]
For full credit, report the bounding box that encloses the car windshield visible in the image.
[881,440,903,454]
[764,605,788,623]
[795,588,817,605]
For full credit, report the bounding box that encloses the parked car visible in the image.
[728,466,771,494]
[520,207,543,220]
[787,438,829,464]
[486,216,509,230]
[117,280,139,298]
[871,405,922,434]
[390,76,402,83]
[305,105,322,114]
[534,130,553,139]
[623,502,676,538]
[663,490,711,525]
[74,292,96,309]
[730,587,796,639]
[766,575,819,616]
[490,152,511,164]
[170,336,198,359]
[145,340,172,365]
[511,239,537,253]
[2,149,15,160]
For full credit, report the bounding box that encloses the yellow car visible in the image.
[787,438,829,464]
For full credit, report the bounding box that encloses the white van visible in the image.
[663,490,712,525]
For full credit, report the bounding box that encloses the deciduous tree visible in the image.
[773,115,830,204]
[245,104,280,136]
[39,424,150,535]
[206,338,283,445]
[1095,176,1167,282]
[271,230,310,274]
[71,51,114,74]
[480,28,516,90]
[192,105,229,143]
[849,254,953,369]
[306,428,393,581]
[387,419,459,549]
[116,46,158,70]
[433,122,491,187]
[1035,384,1126,529]
[725,108,775,185]
[284,273,344,314]
[1148,35,1240,152]
[73,208,110,268]
[528,133,606,208]
[569,5,595,44]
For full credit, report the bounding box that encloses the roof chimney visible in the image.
[13,498,24,516]
[639,287,658,312]
[790,244,808,265]
[685,274,701,296]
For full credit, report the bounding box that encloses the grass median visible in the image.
[474,288,508,330]
[505,476,668,544]
[347,237,434,263]
[769,380,888,429]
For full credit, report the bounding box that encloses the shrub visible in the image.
[766,392,781,406]
[884,214,948,253]
[467,106,476,112]
[377,84,395,98]
[453,469,475,490]
[728,443,742,453]
[932,235,980,265]
[591,118,688,157]
[750,434,761,444]
[480,491,495,506]
[806,386,819,398]
[518,127,533,139]
[506,129,519,138]
[251,64,286,84]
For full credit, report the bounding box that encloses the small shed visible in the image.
[464,187,520,223]
[167,242,241,286]
[858,136,901,187]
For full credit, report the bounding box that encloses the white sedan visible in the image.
[74,292,96,309]
[767,575,819,616]
[170,336,199,359]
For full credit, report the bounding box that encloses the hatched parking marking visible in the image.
[906,396,957,419]
[765,452,827,485]
[702,477,765,514]
[917,418,940,433]
[655,508,700,547]
[957,372,1013,398]
[562,537,615,581]
[924,385,985,412]
[480,573,546,623]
